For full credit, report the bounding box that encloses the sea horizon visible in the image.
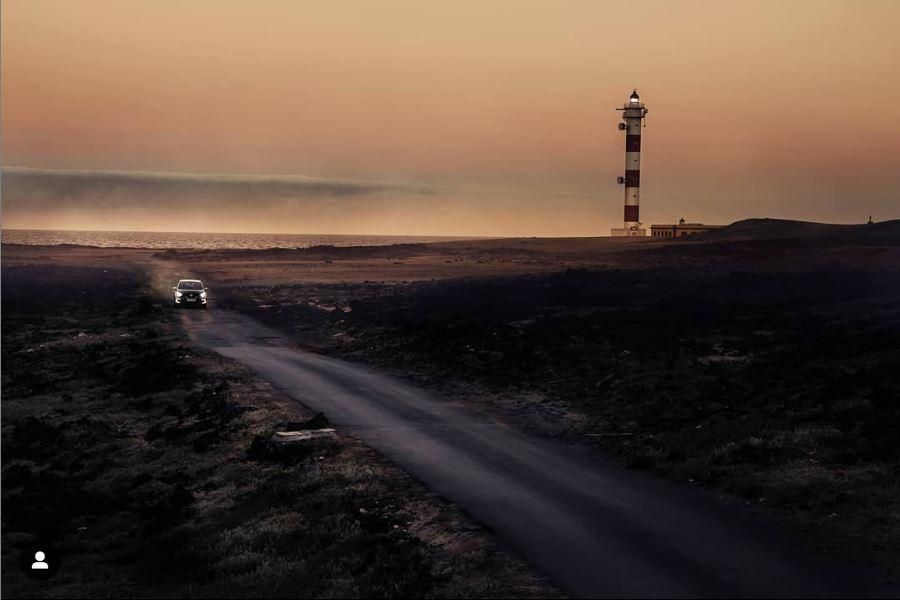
[1,228,492,250]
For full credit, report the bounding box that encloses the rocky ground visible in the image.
[1,261,560,598]
[205,222,900,580]
[5,219,899,593]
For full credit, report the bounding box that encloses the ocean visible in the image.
[1,229,484,250]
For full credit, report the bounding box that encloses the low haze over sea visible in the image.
[1,229,486,250]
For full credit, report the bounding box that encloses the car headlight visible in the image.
[200,291,207,298]
[175,291,183,297]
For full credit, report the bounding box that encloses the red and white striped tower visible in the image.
[611,90,648,237]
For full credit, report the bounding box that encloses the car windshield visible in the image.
[178,281,203,290]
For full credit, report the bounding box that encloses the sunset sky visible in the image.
[3,0,899,236]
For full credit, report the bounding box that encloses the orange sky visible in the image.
[3,0,899,235]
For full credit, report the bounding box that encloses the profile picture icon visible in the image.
[31,551,49,570]
[19,543,60,581]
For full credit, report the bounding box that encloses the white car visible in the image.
[172,279,208,309]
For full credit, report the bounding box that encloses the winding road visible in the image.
[174,306,882,598]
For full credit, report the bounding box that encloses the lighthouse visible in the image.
[611,90,648,237]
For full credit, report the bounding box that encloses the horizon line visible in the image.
[0,226,498,239]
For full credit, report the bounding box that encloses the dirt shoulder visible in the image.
[1,256,560,598]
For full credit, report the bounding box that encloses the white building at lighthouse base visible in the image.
[610,227,647,237]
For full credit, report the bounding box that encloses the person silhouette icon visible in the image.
[31,551,49,570]
[20,543,60,580]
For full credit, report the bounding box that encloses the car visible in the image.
[172,279,208,308]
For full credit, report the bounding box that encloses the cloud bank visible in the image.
[1,167,442,233]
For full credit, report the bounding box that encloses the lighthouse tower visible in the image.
[611,90,648,237]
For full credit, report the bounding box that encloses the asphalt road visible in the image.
[177,307,884,598]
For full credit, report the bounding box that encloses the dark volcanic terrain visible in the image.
[210,220,900,579]
[3,218,899,595]
[1,259,559,598]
